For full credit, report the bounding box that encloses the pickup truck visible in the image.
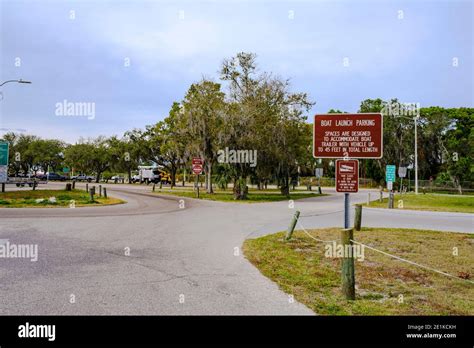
[71,174,94,182]
[36,173,67,181]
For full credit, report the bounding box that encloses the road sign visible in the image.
[315,168,323,178]
[398,166,407,178]
[192,157,203,175]
[0,166,7,183]
[313,113,383,159]
[336,159,359,193]
[386,165,396,182]
[63,167,70,173]
[0,142,9,166]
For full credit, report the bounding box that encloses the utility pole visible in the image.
[414,116,419,195]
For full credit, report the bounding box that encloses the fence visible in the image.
[284,207,473,301]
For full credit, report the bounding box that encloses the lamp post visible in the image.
[0,79,32,87]
[414,116,419,195]
[390,113,420,195]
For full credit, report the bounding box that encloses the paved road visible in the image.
[0,183,472,315]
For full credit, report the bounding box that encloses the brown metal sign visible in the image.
[336,159,359,193]
[313,113,383,158]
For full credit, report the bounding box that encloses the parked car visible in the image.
[71,174,94,182]
[37,173,67,181]
[111,175,124,183]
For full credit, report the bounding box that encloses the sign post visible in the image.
[315,167,323,194]
[386,165,396,208]
[314,113,382,228]
[398,166,407,193]
[192,158,203,198]
[314,114,383,301]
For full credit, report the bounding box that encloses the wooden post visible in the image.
[388,191,394,209]
[89,186,95,201]
[367,192,370,206]
[65,183,72,191]
[354,205,362,231]
[341,228,355,300]
[103,187,107,198]
[72,180,76,189]
[32,181,36,191]
[153,183,156,192]
[159,181,162,189]
[379,189,383,203]
[285,211,300,241]
[86,183,89,192]
[1,183,5,192]
[99,185,102,197]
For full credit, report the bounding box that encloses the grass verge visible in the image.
[243,227,474,315]
[365,193,473,213]
[0,189,124,208]
[153,187,326,203]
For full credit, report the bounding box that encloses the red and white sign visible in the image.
[336,159,359,193]
[313,113,383,159]
[192,157,203,175]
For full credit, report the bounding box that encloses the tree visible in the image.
[182,80,226,193]
[220,52,314,197]
[65,137,112,182]
[441,108,474,193]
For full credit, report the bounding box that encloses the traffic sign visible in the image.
[313,113,383,159]
[0,142,9,166]
[0,166,7,183]
[336,160,359,193]
[315,168,323,178]
[386,165,396,182]
[192,157,203,175]
[398,166,407,178]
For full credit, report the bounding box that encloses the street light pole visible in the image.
[414,116,419,195]
[0,79,32,87]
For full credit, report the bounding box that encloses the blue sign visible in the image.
[386,165,396,182]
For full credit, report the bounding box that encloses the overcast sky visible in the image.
[0,0,472,143]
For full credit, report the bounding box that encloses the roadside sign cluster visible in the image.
[192,158,203,175]
[0,142,9,183]
[313,113,383,194]
[313,113,384,229]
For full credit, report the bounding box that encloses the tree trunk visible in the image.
[280,176,290,197]
[128,168,132,184]
[170,167,177,189]
[206,162,213,194]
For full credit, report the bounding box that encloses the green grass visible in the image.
[0,189,124,208]
[365,193,474,213]
[153,187,327,203]
[243,227,474,315]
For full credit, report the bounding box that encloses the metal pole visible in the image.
[344,193,350,229]
[414,116,418,195]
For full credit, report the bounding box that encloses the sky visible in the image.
[0,0,472,143]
